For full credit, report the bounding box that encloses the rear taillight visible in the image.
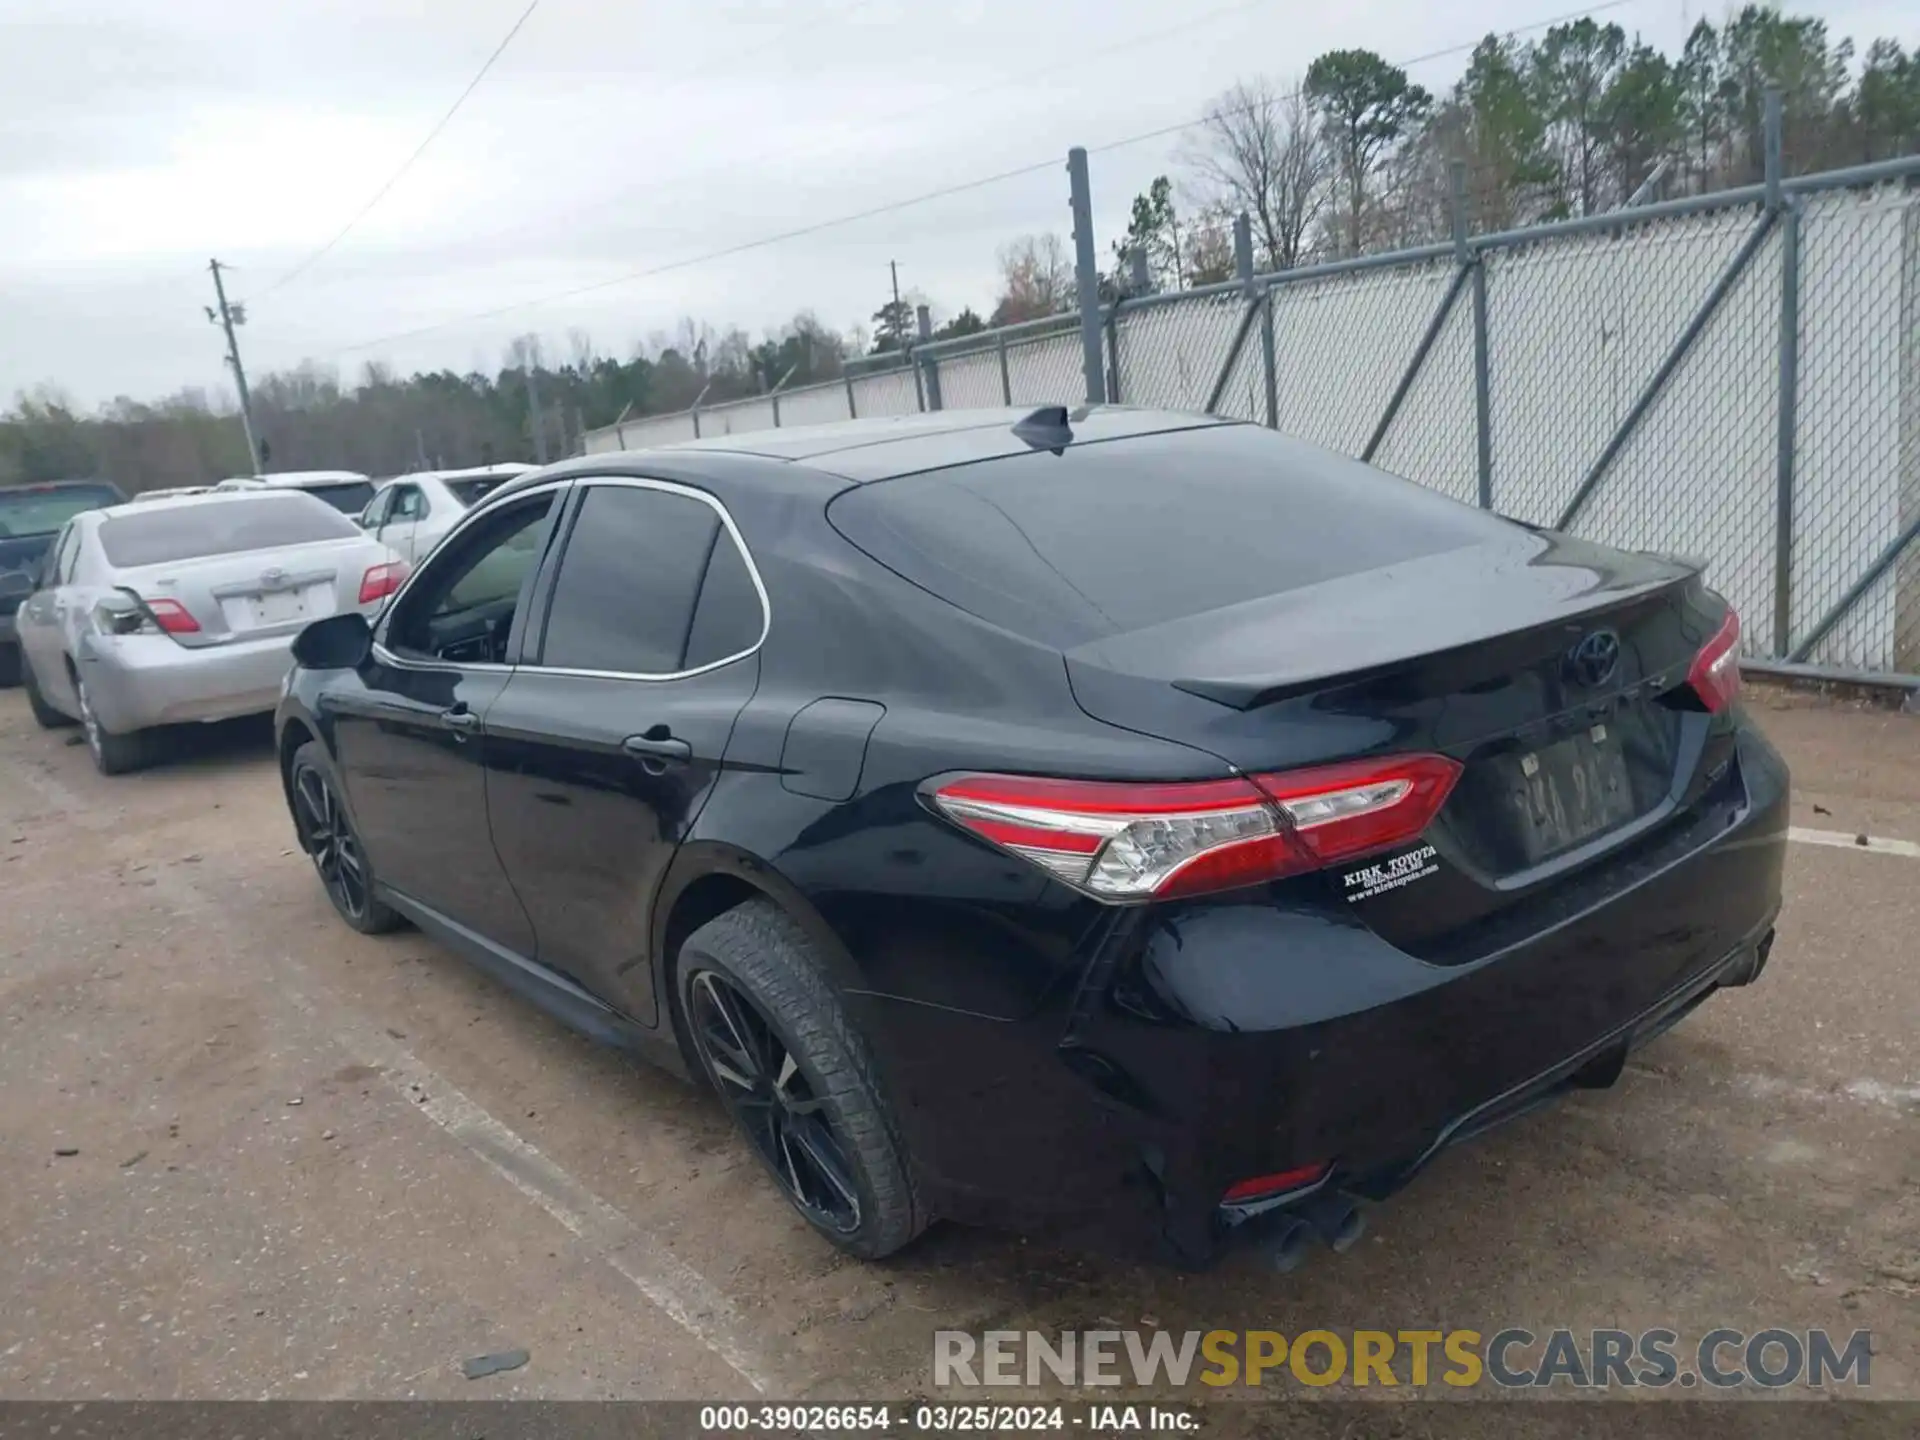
[144,597,200,634]
[97,595,200,635]
[928,754,1460,902]
[1687,608,1742,713]
[359,562,406,605]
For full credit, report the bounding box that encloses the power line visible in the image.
[254,0,542,300]
[330,0,1642,357]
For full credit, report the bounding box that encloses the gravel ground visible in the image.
[0,683,1913,1421]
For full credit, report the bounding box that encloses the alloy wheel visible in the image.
[292,764,369,920]
[688,969,862,1235]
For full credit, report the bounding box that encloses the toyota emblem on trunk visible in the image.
[1566,629,1622,688]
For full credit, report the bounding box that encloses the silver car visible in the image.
[12,489,403,774]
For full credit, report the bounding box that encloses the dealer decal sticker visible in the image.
[1343,844,1439,901]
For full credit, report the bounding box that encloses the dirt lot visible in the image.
[0,684,1914,1417]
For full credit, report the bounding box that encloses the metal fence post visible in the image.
[1068,147,1106,404]
[1233,214,1277,428]
[845,374,858,420]
[997,331,1012,405]
[692,406,702,439]
[1764,89,1784,210]
[1774,195,1801,656]
[916,305,943,411]
[1458,163,1494,510]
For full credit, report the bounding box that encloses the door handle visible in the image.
[441,704,478,736]
[622,731,691,764]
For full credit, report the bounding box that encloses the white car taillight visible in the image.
[928,755,1461,902]
[1687,608,1743,713]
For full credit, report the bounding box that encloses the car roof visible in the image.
[255,470,371,486]
[387,464,537,486]
[510,407,1237,499]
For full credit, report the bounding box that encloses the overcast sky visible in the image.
[3,0,1914,409]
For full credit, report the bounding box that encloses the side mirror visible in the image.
[292,611,373,670]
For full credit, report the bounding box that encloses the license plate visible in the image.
[1504,724,1638,864]
[248,590,308,626]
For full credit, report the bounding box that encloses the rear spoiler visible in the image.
[1066,536,1700,712]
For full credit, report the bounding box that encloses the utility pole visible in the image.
[206,260,263,474]
[890,260,907,360]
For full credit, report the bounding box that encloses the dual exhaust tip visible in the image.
[1258,1191,1366,1273]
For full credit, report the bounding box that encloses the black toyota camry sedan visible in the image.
[275,407,1786,1270]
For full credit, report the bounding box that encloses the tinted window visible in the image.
[684,526,763,669]
[539,485,719,674]
[300,481,377,514]
[97,495,360,568]
[0,484,121,536]
[388,495,553,663]
[826,424,1505,646]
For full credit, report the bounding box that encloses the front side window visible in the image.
[537,484,759,676]
[385,493,554,664]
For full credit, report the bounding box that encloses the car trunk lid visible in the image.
[118,537,383,647]
[1063,530,1732,961]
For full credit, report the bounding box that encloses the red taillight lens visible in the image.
[359,561,406,605]
[1687,608,1743,713]
[1222,1162,1331,1205]
[144,597,200,634]
[928,754,1460,902]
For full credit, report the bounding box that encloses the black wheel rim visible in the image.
[688,970,862,1235]
[293,765,369,920]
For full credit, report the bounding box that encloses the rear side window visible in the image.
[539,484,760,675]
[447,477,509,507]
[300,481,376,514]
[98,495,359,568]
[826,424,1505,646]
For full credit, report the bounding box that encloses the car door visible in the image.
[326,484,566,955]
[378,484,427,565]
[17,523,82,709]
[482,478,766,1025]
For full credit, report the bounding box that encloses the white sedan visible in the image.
[358,464,536,565]
[11,489,404,774]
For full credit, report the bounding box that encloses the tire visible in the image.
[19,653,72,730]
[289,740,403,935]
[678,900,926,1260]
[0,644,19,688]
[73,669,153,775]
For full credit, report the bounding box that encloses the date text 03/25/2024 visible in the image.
[699,1404,1199,1433]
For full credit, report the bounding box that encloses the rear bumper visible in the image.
[78,631,296,733]
[871,720,1790,1266]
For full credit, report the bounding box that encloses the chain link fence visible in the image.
[584,141,1920,682]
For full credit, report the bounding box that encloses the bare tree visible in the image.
[1180,78,1327,271]
[990,235,1073,325]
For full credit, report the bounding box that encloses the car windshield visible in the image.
[297,481,377,514]
[446,477,511,507]
[0,484,121,537]
[98,495,360,568]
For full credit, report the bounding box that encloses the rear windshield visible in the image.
[99,495,360,568]
[0,484,121,537]
[296,481,377,514]
[826,424,1502,646]
[447,477,510,507]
